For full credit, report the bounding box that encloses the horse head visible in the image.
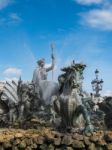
[59,63,86,93]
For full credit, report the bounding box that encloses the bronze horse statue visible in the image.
[51,63,94,132]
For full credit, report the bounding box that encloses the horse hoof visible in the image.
[84,124,94,134]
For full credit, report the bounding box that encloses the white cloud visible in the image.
[0,13,22,26]
[5,77,19,81]
[3,67,22,78]
[9,13,21,22]
[104,90,112,96]
[0,0,12,10]
[81,9,112,30]
[75,0,104,5]
[75,0,112,30]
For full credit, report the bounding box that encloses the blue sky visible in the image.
[0,0,112,95]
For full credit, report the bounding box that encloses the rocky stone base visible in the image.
[0,128,112,150]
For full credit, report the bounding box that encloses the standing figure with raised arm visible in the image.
[32,54,55,108]
[32,54,55,83]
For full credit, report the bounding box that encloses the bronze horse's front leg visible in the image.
[74,105,94,133]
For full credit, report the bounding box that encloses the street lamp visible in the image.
[91,69,104,97]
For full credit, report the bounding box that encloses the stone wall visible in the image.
[0,128,112,150]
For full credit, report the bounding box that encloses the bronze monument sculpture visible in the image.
[0,57,95,133]
[0,53,111,135]
[0,53,112,150]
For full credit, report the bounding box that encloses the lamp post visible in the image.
[91,69,104,97]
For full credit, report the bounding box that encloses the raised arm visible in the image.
[46,54,55,72]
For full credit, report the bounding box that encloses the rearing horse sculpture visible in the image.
[51,62,94,133]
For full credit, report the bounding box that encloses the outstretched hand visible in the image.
[51,54,55,60]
